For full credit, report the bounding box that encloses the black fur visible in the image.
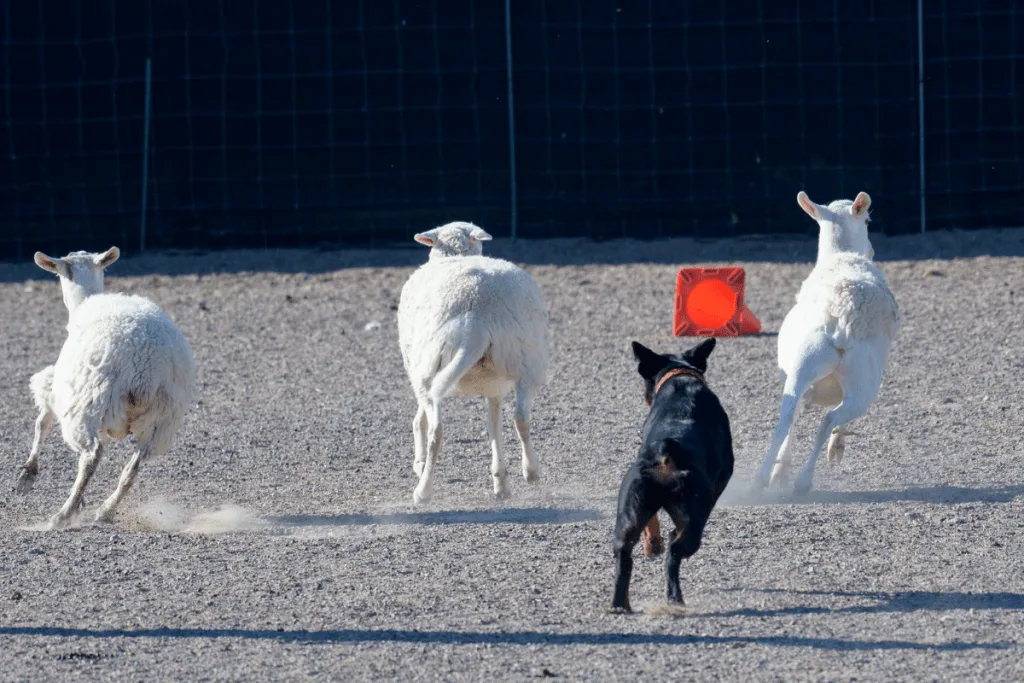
[610,338,734,612]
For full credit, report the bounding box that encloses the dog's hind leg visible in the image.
[642,514,663,557]
[611,470,660,613]
[663,473,714,605]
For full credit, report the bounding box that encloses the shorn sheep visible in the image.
[754,192,901,495]
[397,221,550,504]
[19,247,197,529]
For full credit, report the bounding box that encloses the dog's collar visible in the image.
[646,366,706,406]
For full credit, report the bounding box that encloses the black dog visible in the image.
[611,338,734,612]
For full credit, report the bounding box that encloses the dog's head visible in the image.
[630,338,717,405]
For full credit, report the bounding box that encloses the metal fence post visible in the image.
[140,57,153,251]
[917,0,926,233]
[504,0,518,241]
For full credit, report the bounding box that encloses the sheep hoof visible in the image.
[47,513,73,531]
[523,468,540,485]
[15,466,38,494]
[493,483,511,500]
[792,478,813,497]
[95,509,114,524]
[768,468,790,490]
[413,486,433,505]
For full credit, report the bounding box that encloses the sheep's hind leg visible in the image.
[415,341,488,504]
[412,403,428,476]
[513,382,540,484]
[95,446,147,523]
[486,396,510,499]
[49,440,104,529]
[769,394,810,488]
[794,349,882,495]
[413,400,441,505]
[17,408,54,494]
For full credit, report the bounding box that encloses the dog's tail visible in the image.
[648,440,691,484]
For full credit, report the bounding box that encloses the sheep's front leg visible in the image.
[49,441,104,529]
[486,396,510,498]
[412,403,428,476]
[95,448,144,523]
[513,382,540,484]
[413,401,441,505]
[826,428,846,465]
[17,408,54,494]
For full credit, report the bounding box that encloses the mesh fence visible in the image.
[2,0,1021,259]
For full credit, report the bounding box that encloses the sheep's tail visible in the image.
[427,332,489,402]
[29,366,55,411]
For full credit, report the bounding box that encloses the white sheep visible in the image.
[753,192,901,495]
[18,247,197,528]
[397,221,550,504]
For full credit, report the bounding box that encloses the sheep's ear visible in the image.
[468,226,492,242]
[94,246,120,269]
[851,192,871,217]
[683,337,716,372]
[414,230,438,247]
[34,251,65,277]
[797,191,819,220]
[631,341,668,380]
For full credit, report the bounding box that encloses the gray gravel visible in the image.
[1,227,1023,682]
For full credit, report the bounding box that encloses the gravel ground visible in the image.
[1,227,1023,682]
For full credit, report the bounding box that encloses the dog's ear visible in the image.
[631,341,669,380]
[682,337,716,372]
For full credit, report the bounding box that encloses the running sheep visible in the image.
[396,222,550,504]
[18,247,197,529]
[754,192,901,495]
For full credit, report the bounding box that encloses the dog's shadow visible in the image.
[720,483,1024,507]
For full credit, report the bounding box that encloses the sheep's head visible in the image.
[797,191,875,260]
[414,222,492,260]
[33,247,120,313]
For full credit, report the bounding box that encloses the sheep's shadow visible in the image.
[707,588,1024,619]
[266,506,603,528]
[721,484,1024,507]
[0,625,1008,652]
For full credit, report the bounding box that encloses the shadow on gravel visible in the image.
[727,485,1024,507]
[711,588,1024,618]
[0,626,1009,651]
[266,507,602,528]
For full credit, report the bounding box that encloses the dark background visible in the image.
[1,0,1021,259]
